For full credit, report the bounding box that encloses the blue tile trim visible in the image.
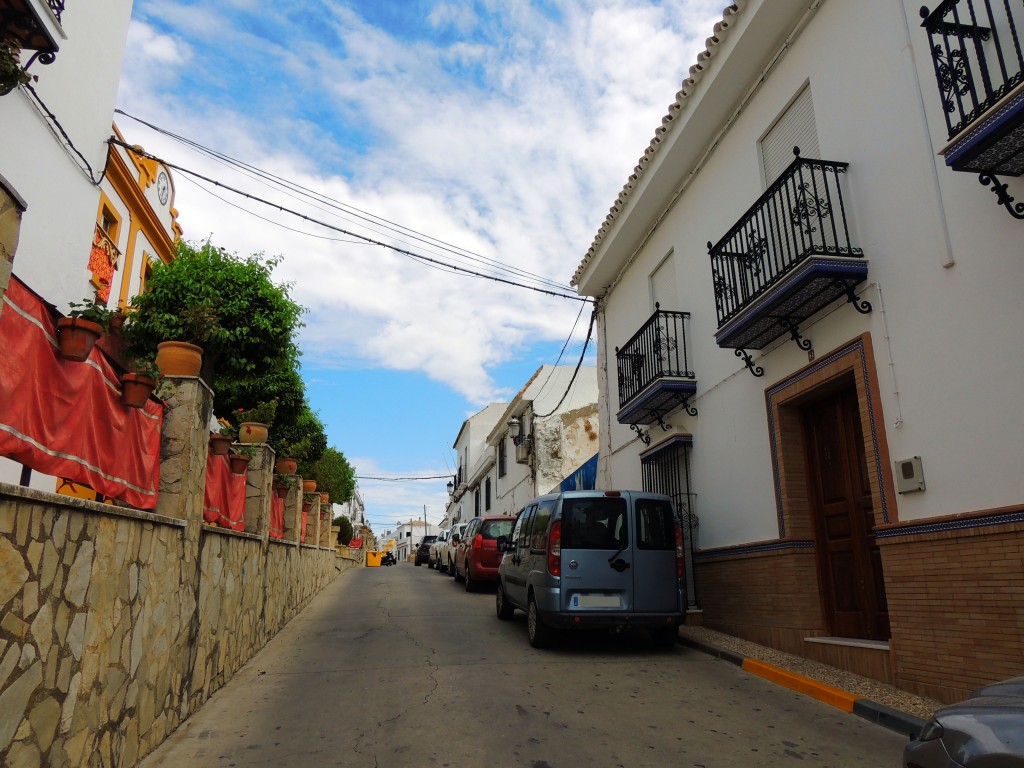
[694,539,815,560]
[876,509,1024,539]
[764,337,890,538]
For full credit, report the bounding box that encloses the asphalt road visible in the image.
[140,562,907,767]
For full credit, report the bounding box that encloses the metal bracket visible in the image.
[979,173,1024,220]
[629,423,651,445]
[735,348,765,378]
[677,394,698,418]
[779,317,813,352]
[654,413,673,432]
[835,280,873,314]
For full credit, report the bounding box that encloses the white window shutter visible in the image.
[761,86,819,186]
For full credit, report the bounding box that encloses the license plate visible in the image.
[571,593,621,609]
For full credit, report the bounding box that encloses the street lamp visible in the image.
[508,415,532,450]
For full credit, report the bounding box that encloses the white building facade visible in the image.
[572,0,1024,705]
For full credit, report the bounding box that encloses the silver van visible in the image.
[495,490,684,648]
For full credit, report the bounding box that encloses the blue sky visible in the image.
[116,0,726,529]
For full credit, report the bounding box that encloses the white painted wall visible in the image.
[577,0,1024,550]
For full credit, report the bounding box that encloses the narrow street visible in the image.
[141,564,906,768]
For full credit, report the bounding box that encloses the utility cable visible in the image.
[356,475,452,481]
[25,83,106,185]
[113,109,572,293]
[533,303,597,419]
[109,138,587,303]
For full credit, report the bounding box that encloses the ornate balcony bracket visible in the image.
[630,423,651,446]
[22,49,56,70]
[778,317,812,352]
[735,348,765,378]
[837,280,873,314]
[979,173,1024,219]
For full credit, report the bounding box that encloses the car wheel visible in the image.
[464,561,474,592]
[439,559,447,574]
[454,561,464,583]
[527,595,552,648]
[496,583,514,620]
[414,560,421,566]
[652,626,678,648]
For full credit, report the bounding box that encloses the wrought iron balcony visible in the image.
[709,151,869,361]
[0,0,63,63]
[921,0,1024,217]
[615,306,696,438]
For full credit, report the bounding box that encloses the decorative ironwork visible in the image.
[835,280,874,314]
[735,348,765,378]
[47,0,64,22]
[921,2,1024,140]
[979,172,1024,218]
[655,414,672,432]
[778,317,813,352]
[709,151,862,330]
[630,423,651,446]
[615,305,694,411]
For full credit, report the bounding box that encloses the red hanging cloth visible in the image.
[203,453,246,531]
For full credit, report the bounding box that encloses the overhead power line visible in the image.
[108,138,586,303]
[113,109,573,294]
[356,475,452,482]
[533,304,597,419]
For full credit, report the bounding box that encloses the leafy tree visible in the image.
[271,401,327,463]
[300,447,355,505]
[333,515,354,546]
[124,238,306,423]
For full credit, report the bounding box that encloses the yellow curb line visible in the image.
[741,658,860,713]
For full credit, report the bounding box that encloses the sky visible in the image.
[115,0,727,530]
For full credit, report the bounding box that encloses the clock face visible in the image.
[156,172,169,205]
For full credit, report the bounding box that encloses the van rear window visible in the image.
[561,498,627,550]
[635,498,676,550]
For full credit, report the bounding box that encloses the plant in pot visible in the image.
[228,444,258,474]
[121,357,161,409]
[57,297,116,362]
[302,491,319,513]
[233,399,277,445]
[209,420,236,456]
[0,38,32,97]
[273,473,296,499]
[273,438,308,476]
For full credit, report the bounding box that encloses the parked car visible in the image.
[496,490,684,648]
[428,530,449,569]
[452,515,515,591]
[413,535,437,566]
[442,522,468,575]
[903,675,1024,767]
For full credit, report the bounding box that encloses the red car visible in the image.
[452,515,515,591]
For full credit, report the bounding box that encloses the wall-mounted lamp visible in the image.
[507,415,532,450]
[446,479,454,496]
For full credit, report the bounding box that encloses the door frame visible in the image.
[764,334,897,630]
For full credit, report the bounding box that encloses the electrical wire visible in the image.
[355,475,452,482]
[532,304,597,419]
[533,300,587,402]
[108,138,587,303]
[25,84,106,185]
[113,109,572,293]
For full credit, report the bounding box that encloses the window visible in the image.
[560,498,627,550]
[760,84,820,186]
[497,438,507,478]
[635,498,676,550]
[474,488,480,517]
[515,505,536,549]
[530,500,555,551]
[485,477,491,511]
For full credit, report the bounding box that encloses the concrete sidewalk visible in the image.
[677,626,937,738]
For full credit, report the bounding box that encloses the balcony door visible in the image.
[802,384,889,640]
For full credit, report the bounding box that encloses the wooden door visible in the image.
[803,386,890,640]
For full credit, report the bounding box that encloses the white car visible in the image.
[442,523,468,575]
[428,530,449,569]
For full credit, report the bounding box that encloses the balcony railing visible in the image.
[921,0,1024,141]
[0,0,64,59]
[709,153,864,342]
[616,307,693,410]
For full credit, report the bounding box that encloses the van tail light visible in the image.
[674,520,685,580]
[472,533,483,550]
[547,520,561,576]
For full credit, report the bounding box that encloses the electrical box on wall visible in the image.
[895,456,925,494]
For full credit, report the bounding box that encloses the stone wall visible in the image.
[0,376,341,766]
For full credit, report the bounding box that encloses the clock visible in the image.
[156,172,169,205]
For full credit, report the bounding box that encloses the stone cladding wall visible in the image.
[0,376,340,766]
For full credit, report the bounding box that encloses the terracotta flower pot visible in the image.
[57,317,103,362]
[121,373,157,408]
[155,341,203,377]
[275,457,298,475]
[274,484,289,499]
[237,422,268,444]
[302,480,317,493]
[319,492,330,504]
[228,454,251,474]
[209,434,232,456]
[302,501,313,514]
